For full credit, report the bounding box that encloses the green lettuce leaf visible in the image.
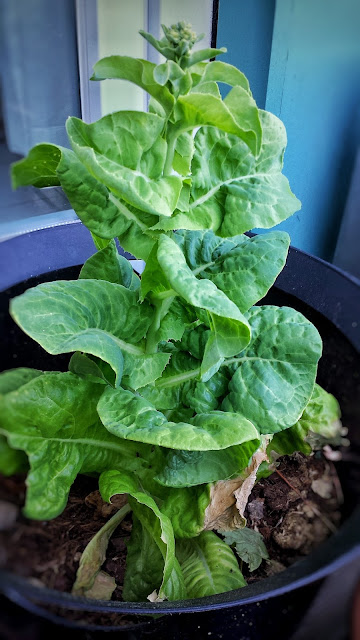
[68,353,113,386]
[11,143,62,189]
[0,368,45,476]
[298,383,341,439]
[91,56,175,115]
[155,298,195,343]
[173,132,194,176]
[157,110,300,235]
[173,229,290,313]
[66,113,182,218]
[121,351,171,390]
[99,469,186,601]
[191,61,250,93]
[267,424,312,457]
[140,350,229,414]
[222,306,322,433]
[57,147,158,259]
[123,514,165,601]
[176,531,246,597]
[79,240,140,289]
[155,439,260,488]
[183,47,227,68]
[154,60,192,97]
[0,437,28,476]
[173,89,261,157]
[12,145,156,257]
[139,351,200,411]
[269,383,342,456]
[10,279,156,387]
[97,386,258,451]
[0,368,44,394]
[0,373,161,519]
[161,485,211,538]
[157,234,251,380]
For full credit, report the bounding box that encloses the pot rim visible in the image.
[0,221,359,614]
[0,508,359,614]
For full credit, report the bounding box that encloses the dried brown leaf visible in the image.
[84,570,116,600]
[203,446,268,531]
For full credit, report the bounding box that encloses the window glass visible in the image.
[0,0,80,239]
[97,0,146,115]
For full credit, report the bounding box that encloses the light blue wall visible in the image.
[217,0,360,260]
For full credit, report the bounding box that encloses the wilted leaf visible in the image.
[220,527,269,572]
[203,445,268,530]
[72,503,130,596]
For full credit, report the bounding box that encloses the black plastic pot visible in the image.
[0,221,359,639]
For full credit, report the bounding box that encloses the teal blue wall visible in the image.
[216,0,275,109]
[217,0,360,260]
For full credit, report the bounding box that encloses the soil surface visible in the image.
[0,453,343,627]
[243,452,342,582]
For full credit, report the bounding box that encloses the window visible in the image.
[0,0,214,239]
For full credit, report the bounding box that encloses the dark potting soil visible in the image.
[0,453,343,627]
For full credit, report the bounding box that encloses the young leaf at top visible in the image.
[153,60,192,97]
[91,56,175,115]
[139,21,225,71]
[176,531,246,598]
[222,306,322,434]
[220,527,269,572]
[182,46,227,68]
[191,60,250,94]
[99,469,186,601]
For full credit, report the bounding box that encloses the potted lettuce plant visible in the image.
[0,21,350,615]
